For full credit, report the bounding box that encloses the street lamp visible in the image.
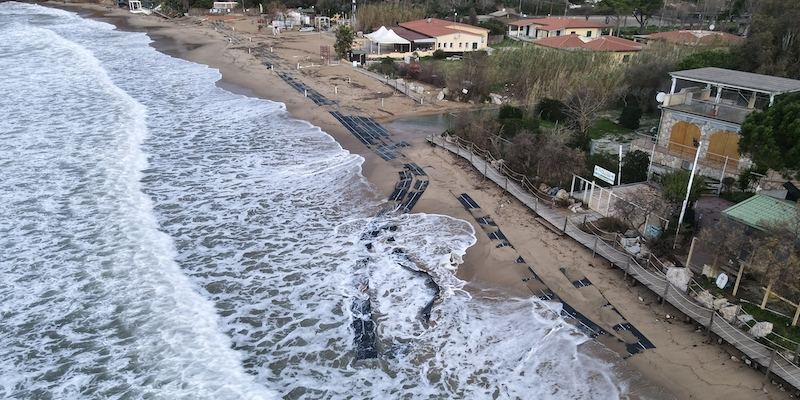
[675,138,702,248]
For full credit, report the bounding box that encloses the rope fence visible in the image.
[429,132,800,391]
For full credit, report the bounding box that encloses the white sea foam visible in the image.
[0,3,653,399]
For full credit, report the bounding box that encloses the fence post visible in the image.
[647,252,652,270]
[455,137,460,157]
[794,342,800,364]
[469,143,473,162]
[706,310,715,341]
[504,177,509,194]
[661,282,669,305]
[592,236,598,258]
[766,348,777,379]
[535,197,538,211]
[570,175,576,197]
[624,257,630,280]
[562,217,568,233]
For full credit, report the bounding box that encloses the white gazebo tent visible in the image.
[364,26,411,56]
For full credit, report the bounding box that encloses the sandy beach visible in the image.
[57,4,792,398]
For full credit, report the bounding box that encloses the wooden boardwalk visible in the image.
[428,134,800,390]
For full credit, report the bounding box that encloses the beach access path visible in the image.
[428,133,800,393]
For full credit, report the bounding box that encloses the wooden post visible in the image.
[761,281,774,309]
[732,262,745,296]
[661,282,669,305]
[592,236,598,258]
[562,217,568,233]
[535,197,538,211]
[504,177,509,194]
[793,302,800,326]
[766,348,777,379]
[469,143,473,162]
[685,237,698,270]
[624,257,630,280]
[794,342,800,364]
[647,252,652,270]
[707,310,715,341]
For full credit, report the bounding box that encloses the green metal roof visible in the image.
[721,194,797,231]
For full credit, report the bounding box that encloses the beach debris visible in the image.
[694,290,715,309]
[732,355,740,362]
[555,189,569,201]
[666,267,692,293]
[745,358,752,366]
[749,321,774,338]
[720,305,739,323]
[666,314,671,319]
[620,237,641,255]
[638,296,643,302]
[436,91,445,100]
[569,202,583,213]
[712,297,729,310]
[717,337,723,345]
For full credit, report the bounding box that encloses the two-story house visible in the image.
[508,18,611,40]
[631,67,800,184]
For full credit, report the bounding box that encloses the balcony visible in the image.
[631,135,753,179]
[662,90,755,125]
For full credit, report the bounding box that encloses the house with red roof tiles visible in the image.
[508,18,612,40]
[637,30,743,46]
[533,34,643,61]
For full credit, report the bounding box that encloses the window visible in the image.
[449,42,453,48]
[481,37,485,43]
[570,31,576,35]
[586,31,592,37]
[622,55,631,62]
[555,30,561,36]
[472,42,478,49]
[459,42,462,48]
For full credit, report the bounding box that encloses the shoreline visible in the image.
[53,3,790,399]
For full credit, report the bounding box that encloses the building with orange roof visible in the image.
[532,34,643,61]
[508,18,612,40]
[638,30,743,46]
[398,18,490,53]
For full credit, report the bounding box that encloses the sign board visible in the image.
[593,165,616,185]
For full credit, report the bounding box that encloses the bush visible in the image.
[498,105,524,120]
[432,49,446,60]
[368,57,398,77]
[536,98,567,123]
[499,118,540,139]
[398,63,422,79]
[619,106,643,129]
[621,149,650,183]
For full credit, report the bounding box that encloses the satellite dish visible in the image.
[656,92,666,103]
[709,24,715,30]
[716,272,729,289]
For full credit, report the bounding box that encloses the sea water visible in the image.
[0,3,655,399]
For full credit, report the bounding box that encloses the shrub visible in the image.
[432,49,446,60]
[619,106,643,129]
[621,149,650,183]
[398,63,422,79]
[536,98,567,123]
[368,57,398,77]
[498,105,524,120]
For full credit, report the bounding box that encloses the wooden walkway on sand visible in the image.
[428,134,800,390]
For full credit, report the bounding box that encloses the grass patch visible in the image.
[587,118,635,140]
[740,301,800,352]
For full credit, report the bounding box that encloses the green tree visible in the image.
[621,149,650,183]
[739,92,800,179]
[659,169,707,207]
[676,50,737,71]
[734,0,800,78]
[598,0,633,36]
[631,0,663,34]
[334,25,355,60]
